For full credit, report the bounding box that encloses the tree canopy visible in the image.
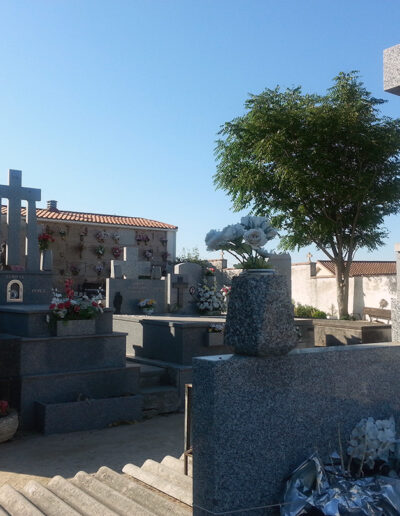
[214,72,400,316]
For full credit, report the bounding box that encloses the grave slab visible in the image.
[193,344,400,515]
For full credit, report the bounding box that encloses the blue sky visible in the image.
[0,0,399,265]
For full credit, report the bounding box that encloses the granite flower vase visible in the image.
[224,272,297,356]
[0,410,19,443]
[40,249,53,271]
[56,319,96,337]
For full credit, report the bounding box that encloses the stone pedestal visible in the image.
[192,344,400,515]
[224,272,296,356]
[0,309,143,432]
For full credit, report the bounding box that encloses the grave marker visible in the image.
[0,170,40,270]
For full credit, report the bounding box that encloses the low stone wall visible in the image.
[295,318,391,347]
[114,314,232,365]
[193,343,400,515]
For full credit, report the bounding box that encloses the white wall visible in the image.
[292,263,397,318]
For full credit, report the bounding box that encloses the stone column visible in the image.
[6,170,22,266]
[25,200,39,271]
[392,243,400,342]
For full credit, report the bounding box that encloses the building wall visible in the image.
[2,217,176,291]
[292,263,397,318]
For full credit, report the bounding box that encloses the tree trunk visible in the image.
[335,260,350,318]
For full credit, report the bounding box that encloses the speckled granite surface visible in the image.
[224,272,297,356]
[384,44,400,96]
[192,344,400,515]
[393,245,400,342]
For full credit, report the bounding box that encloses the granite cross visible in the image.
[172,275,188,307]
[111,246,138,279]
[0,170,41,270]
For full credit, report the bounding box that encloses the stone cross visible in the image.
[110,246,138,279]
[172,275,188,307]
[0,170,41,270]
[306,252,313,262]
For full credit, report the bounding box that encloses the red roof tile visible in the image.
[1,206,177,230]
[318,260,396,276]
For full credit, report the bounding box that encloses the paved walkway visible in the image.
[0,413,184,490]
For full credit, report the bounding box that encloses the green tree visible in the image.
[215,72,400,317]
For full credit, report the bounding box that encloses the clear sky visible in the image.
[0,0,399,265]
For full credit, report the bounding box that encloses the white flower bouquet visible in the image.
[205,215,277,269]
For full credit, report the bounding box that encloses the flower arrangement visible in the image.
[205,215,277,269]
[111,232,120,243]
[220,285,231,298]
[79,227,88,241]
[59,229,67,240]
[70,265,80,276]
[38,233,55,251]
[95,231,108,243]
[204,267,216,277]
[94,263,104,276]
[197,282,225,314]
[0,400,9,417]
[112,246,122,259]
[208,323,225,333]
[136,234,150,245]
[160,237,168,246]
[144,249,153,260]
[95,245,105,258]
[138,298,157,315]
[48,279,103,321]
[138,298,157,309]
[347,416,397,472]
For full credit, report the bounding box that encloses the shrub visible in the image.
[294,303,327,319]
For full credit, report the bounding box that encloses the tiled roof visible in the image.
[318,260,396,277]
[1,206,177,230]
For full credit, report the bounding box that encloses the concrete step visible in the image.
[95,466,191,516]
[162,455,192,477]
[47,475,117,515]
[0,483,45,515]
[23,480,81,516]
[141,386,180,416]
[139,364,167,388]
[123,463,193,506]
[141,459,192,491]
[71,471,154,516]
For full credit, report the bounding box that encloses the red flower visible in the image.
[0,400,9,415]
[73,305,80,312]
[65,301,71,308]
[57,303,65,309]
[92,301,98,307]
[49,303,56,310]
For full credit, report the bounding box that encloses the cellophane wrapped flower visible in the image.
[347,416,397,469]
[48,279,104,321]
